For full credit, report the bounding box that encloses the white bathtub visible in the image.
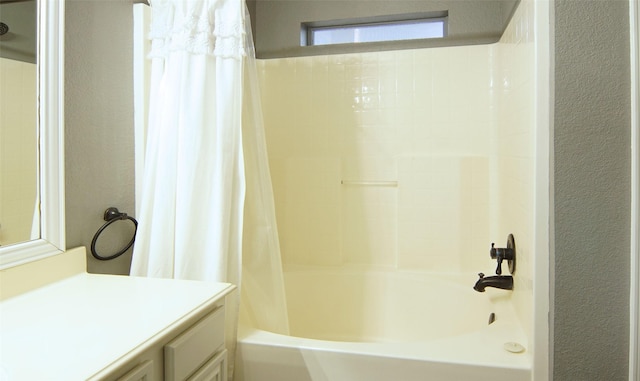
[236,266,531,381]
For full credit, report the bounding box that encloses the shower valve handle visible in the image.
[490,243,503,274]
[489,238,516,275]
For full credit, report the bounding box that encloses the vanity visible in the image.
[0,247,236,380]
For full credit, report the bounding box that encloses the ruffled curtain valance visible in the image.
[148,0,246,59]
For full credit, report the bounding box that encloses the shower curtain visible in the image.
[130,0,289,376]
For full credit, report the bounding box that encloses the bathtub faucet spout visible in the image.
[473,273,513,292]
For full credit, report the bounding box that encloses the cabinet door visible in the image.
[117,360,154,381]
[188,349,227,381]
[165,306,225,381]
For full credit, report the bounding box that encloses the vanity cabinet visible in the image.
[102,303,229,381]
[164,305,226,381]
[104,302,230,381]
[0,250,235,381]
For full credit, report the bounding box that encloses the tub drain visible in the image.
[503,342,526,354]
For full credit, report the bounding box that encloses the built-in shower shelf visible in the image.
[341,180,398,187]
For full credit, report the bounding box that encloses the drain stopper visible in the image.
[503,342,525,353]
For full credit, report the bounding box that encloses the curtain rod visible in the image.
[133,0,150,5]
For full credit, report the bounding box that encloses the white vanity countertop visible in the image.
[0,273,234,380]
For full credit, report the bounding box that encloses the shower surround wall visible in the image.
[257,0,536,350]
[493,0,537,347]
[259,47,493,270]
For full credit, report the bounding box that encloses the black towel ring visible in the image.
[91,207,138,261]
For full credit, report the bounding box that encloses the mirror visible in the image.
[0,0,65,269]
[0,0,37,248]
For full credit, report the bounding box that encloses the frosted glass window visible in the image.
[306,19,446,46]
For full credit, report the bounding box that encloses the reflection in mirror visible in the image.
[0,0,65,269]
[0,0,38,247]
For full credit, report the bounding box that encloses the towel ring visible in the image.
[91,207,138,261]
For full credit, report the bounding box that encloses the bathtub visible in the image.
[235,266,531,381]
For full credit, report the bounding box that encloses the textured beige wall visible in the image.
[65,0,135,275]
[553,1,631,379]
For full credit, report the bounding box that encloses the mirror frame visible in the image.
[0,0,65,269]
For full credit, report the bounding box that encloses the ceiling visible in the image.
[0,0,37,64]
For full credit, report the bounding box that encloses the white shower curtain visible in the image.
[238,16,290,335]
[130,0,288,376]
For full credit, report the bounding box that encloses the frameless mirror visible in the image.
[0,0,65,269]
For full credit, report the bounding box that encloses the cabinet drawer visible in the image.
[164,305,225,381]
[116,360,153,381]
[188,349,227,381]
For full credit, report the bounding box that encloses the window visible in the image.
[301,12,447,47]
